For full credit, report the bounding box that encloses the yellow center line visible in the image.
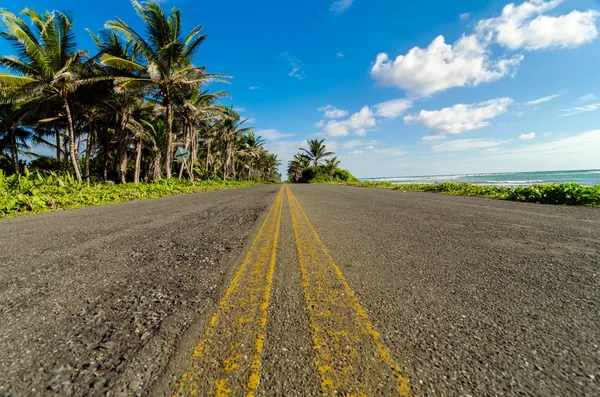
[285,184,411,396]
[174,185,284,397]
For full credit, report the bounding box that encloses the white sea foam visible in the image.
[365,170,600,186]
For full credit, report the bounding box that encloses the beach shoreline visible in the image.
[363,169,600,188]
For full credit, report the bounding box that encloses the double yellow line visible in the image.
[174,184,410,396]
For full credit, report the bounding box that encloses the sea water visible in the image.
[365,169,600,187]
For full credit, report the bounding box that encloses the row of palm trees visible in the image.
[0,2,281,183]
[287,139,339,182]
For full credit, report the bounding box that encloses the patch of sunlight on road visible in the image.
[285,184,411,396]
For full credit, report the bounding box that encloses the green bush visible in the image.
[0,169,268,218]
[299,165,358,183]
[319,179,600,207]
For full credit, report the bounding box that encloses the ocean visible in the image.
[365,169,600,187]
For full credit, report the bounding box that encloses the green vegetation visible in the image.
[0,1,281,186]
[1,169,265,218]
[287,139,598,206]
[287,139,357,183]
[324,180,600,206]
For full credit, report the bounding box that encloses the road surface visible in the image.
[0,184,599,396]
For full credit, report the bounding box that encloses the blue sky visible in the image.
[2,0,600,177]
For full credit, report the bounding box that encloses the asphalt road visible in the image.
[1,184,599,396]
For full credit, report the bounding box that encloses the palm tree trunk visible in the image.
[9,127,19,174]
[206,138,213,177]
[133,136,142,184]
[152,150,161,181]
[103,129,109,182]
[63,99,82,182]
[165,100,174,179]
[178,125,191,179]
[55,127,61,161]
[190,129,197,182]
[118,142,128,184]
[84,124,94,183]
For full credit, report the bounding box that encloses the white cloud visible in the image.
[371,1,599,97]
[319,105,349,119]
[369,147,406,157]
[330,0,354,14]
[519,132,536,139]
[558,103,600,117]
[421,135,447,143]
[524,93,561,105]
[476,0,599,51]
[337,51,345,58]
[346,147,405,158]
[374,99,413,119]
[404,97,513,138]
[255,129,294,141]
[314,120,325,128]
[580,93,597,101]
[482,130,600,168]
[234,106,246,112]
[371,35,523,96]
[460,12,471,21]
[433,139,510,152]
[280,52,305,79]
[342,139,379,148]
[249,86,261,90]
[322,106,376,137]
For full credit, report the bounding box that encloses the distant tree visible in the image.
[324,156,340,174]
[301,138,334,166]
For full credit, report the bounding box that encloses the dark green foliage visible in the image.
[321,180,600,207]
[298,165,358,183]
[0,169,268,217]
[28,156,65,172]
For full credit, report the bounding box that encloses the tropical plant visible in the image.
[0,2,279,187]
[0,9,95,181]
[102,1,228,178]
[300,138,334,166]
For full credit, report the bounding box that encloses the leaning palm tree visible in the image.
[300,138,334,166]
[102,1,229,178]
[0,9,93,181]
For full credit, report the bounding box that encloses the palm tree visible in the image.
[140,118,166,181]
[0,4,280,184]
[325,156,340,174]
[219,106,251,180]
[102,1,228,178]
[175,89,227,180]
[239,132,265,179]
[0,9,94,181]
[0,96,39,172]
[300,138,334,166]
[287,152,310,182]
